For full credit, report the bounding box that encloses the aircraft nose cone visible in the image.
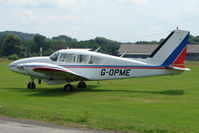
[8,62,16,71]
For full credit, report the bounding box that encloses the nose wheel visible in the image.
[27,77,36,89]
[78,81,87,89]
[27,82,36,89]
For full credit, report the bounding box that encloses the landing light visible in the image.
[16,64,25,71]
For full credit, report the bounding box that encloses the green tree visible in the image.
[52,35,77,42]
[1,34,23,56]
[135,40,159,44]
[33,35,48,52]
[50,40,68,50]
[22,40,35,57]
[93,37,120,55]
[189,34,199,44]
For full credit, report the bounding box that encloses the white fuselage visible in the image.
[8,30,190,86]
[8,49,181,85]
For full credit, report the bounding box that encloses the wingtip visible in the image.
[184,68,191,71]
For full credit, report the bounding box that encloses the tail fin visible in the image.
[149,29,190,70]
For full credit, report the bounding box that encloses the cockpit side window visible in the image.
[50,52,60,61]
[77,55,89,63]
[59,53,66,62]
[89,56,103,64]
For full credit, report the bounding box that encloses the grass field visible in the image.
[0,60,199,133]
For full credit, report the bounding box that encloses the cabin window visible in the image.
[59,53,76,63]
[89,56,103,64]
[65,53,76,63]
[50,52,60,61]
[77,55,89,63]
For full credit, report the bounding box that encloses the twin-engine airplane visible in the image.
[9,29,190,91]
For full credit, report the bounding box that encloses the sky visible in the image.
[0,0,199,42]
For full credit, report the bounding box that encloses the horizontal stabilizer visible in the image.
[169,66,190,71]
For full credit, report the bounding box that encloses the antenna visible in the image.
[40,47,42,56]
[95,47,101,52]
[120,52,127,57]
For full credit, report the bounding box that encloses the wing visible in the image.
[27,62,88,81]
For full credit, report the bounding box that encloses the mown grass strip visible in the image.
[0,61,199,133]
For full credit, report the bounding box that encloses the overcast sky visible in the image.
[0,0,198,42]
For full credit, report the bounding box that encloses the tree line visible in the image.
[0,31,199,60]
[0,32,121,59]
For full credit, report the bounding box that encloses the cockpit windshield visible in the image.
[50,52,60,61]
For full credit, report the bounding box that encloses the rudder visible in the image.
[148,29,190,67]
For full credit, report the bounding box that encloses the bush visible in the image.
[8,54,19,60]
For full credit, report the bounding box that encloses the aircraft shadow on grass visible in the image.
[5,85,184,97]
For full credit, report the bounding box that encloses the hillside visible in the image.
[0,30,199,58]
[0,31,37,40]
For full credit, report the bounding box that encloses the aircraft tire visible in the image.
[78,81,86,89]
[64,84,73,92]
[38,79,41,84]
[27,82,36,89]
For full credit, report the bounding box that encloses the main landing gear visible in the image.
[63,81,87,92]
[26,78,87,92]
[78,81,87,89]
[64,84,73,92]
